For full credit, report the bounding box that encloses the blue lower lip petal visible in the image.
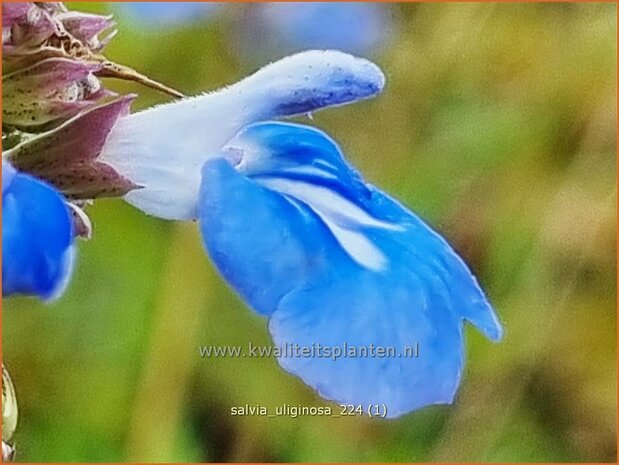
[198,122,502,417]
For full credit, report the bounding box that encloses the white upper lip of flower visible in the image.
[98,50,385,220]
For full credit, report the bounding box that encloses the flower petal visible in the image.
[198,122,502,417]
[2,162,75,301]
[99,50,385,220]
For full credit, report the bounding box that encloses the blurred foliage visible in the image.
[3,2,616,463]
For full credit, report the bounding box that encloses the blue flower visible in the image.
[33,48,499,417]
[198,122,502,418]
[117,2,222,27]
[242,3,392,57]
[2,161,75,301]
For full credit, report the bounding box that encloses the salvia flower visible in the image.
[3,1,502,420]
[2,161,75,301]
[3,45,502,416]
[198,122,503,418]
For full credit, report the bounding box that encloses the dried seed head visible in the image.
[2,2,180,221]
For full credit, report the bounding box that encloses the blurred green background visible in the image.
[3,2,616,462]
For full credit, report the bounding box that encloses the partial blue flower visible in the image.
[198,122,502,418]
[2,161,75,301]
[97,50,385,220]
[116,2,222,27]
[240,3,392,58]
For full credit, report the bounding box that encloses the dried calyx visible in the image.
[2,2,183,238]
[3,2,183,102]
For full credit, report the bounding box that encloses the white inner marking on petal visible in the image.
[258,177,403,271]
[279,165,338,179]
